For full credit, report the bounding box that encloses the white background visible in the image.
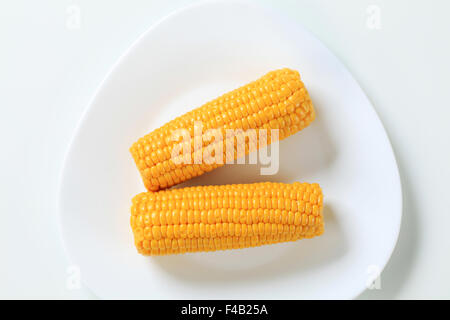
[0,0,449,299]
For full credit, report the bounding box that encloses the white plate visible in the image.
[58,0,401,299]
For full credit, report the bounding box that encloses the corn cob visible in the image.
[130,182,324,256]
[130,68,315,191]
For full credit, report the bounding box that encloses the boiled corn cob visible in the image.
[130,182,324,256]
[130,68,315,191]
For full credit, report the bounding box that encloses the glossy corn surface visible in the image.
[130,69,315,191]
[130,182,324,256]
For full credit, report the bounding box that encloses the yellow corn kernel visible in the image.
[130,182,324,256]
[130,69,315,191]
